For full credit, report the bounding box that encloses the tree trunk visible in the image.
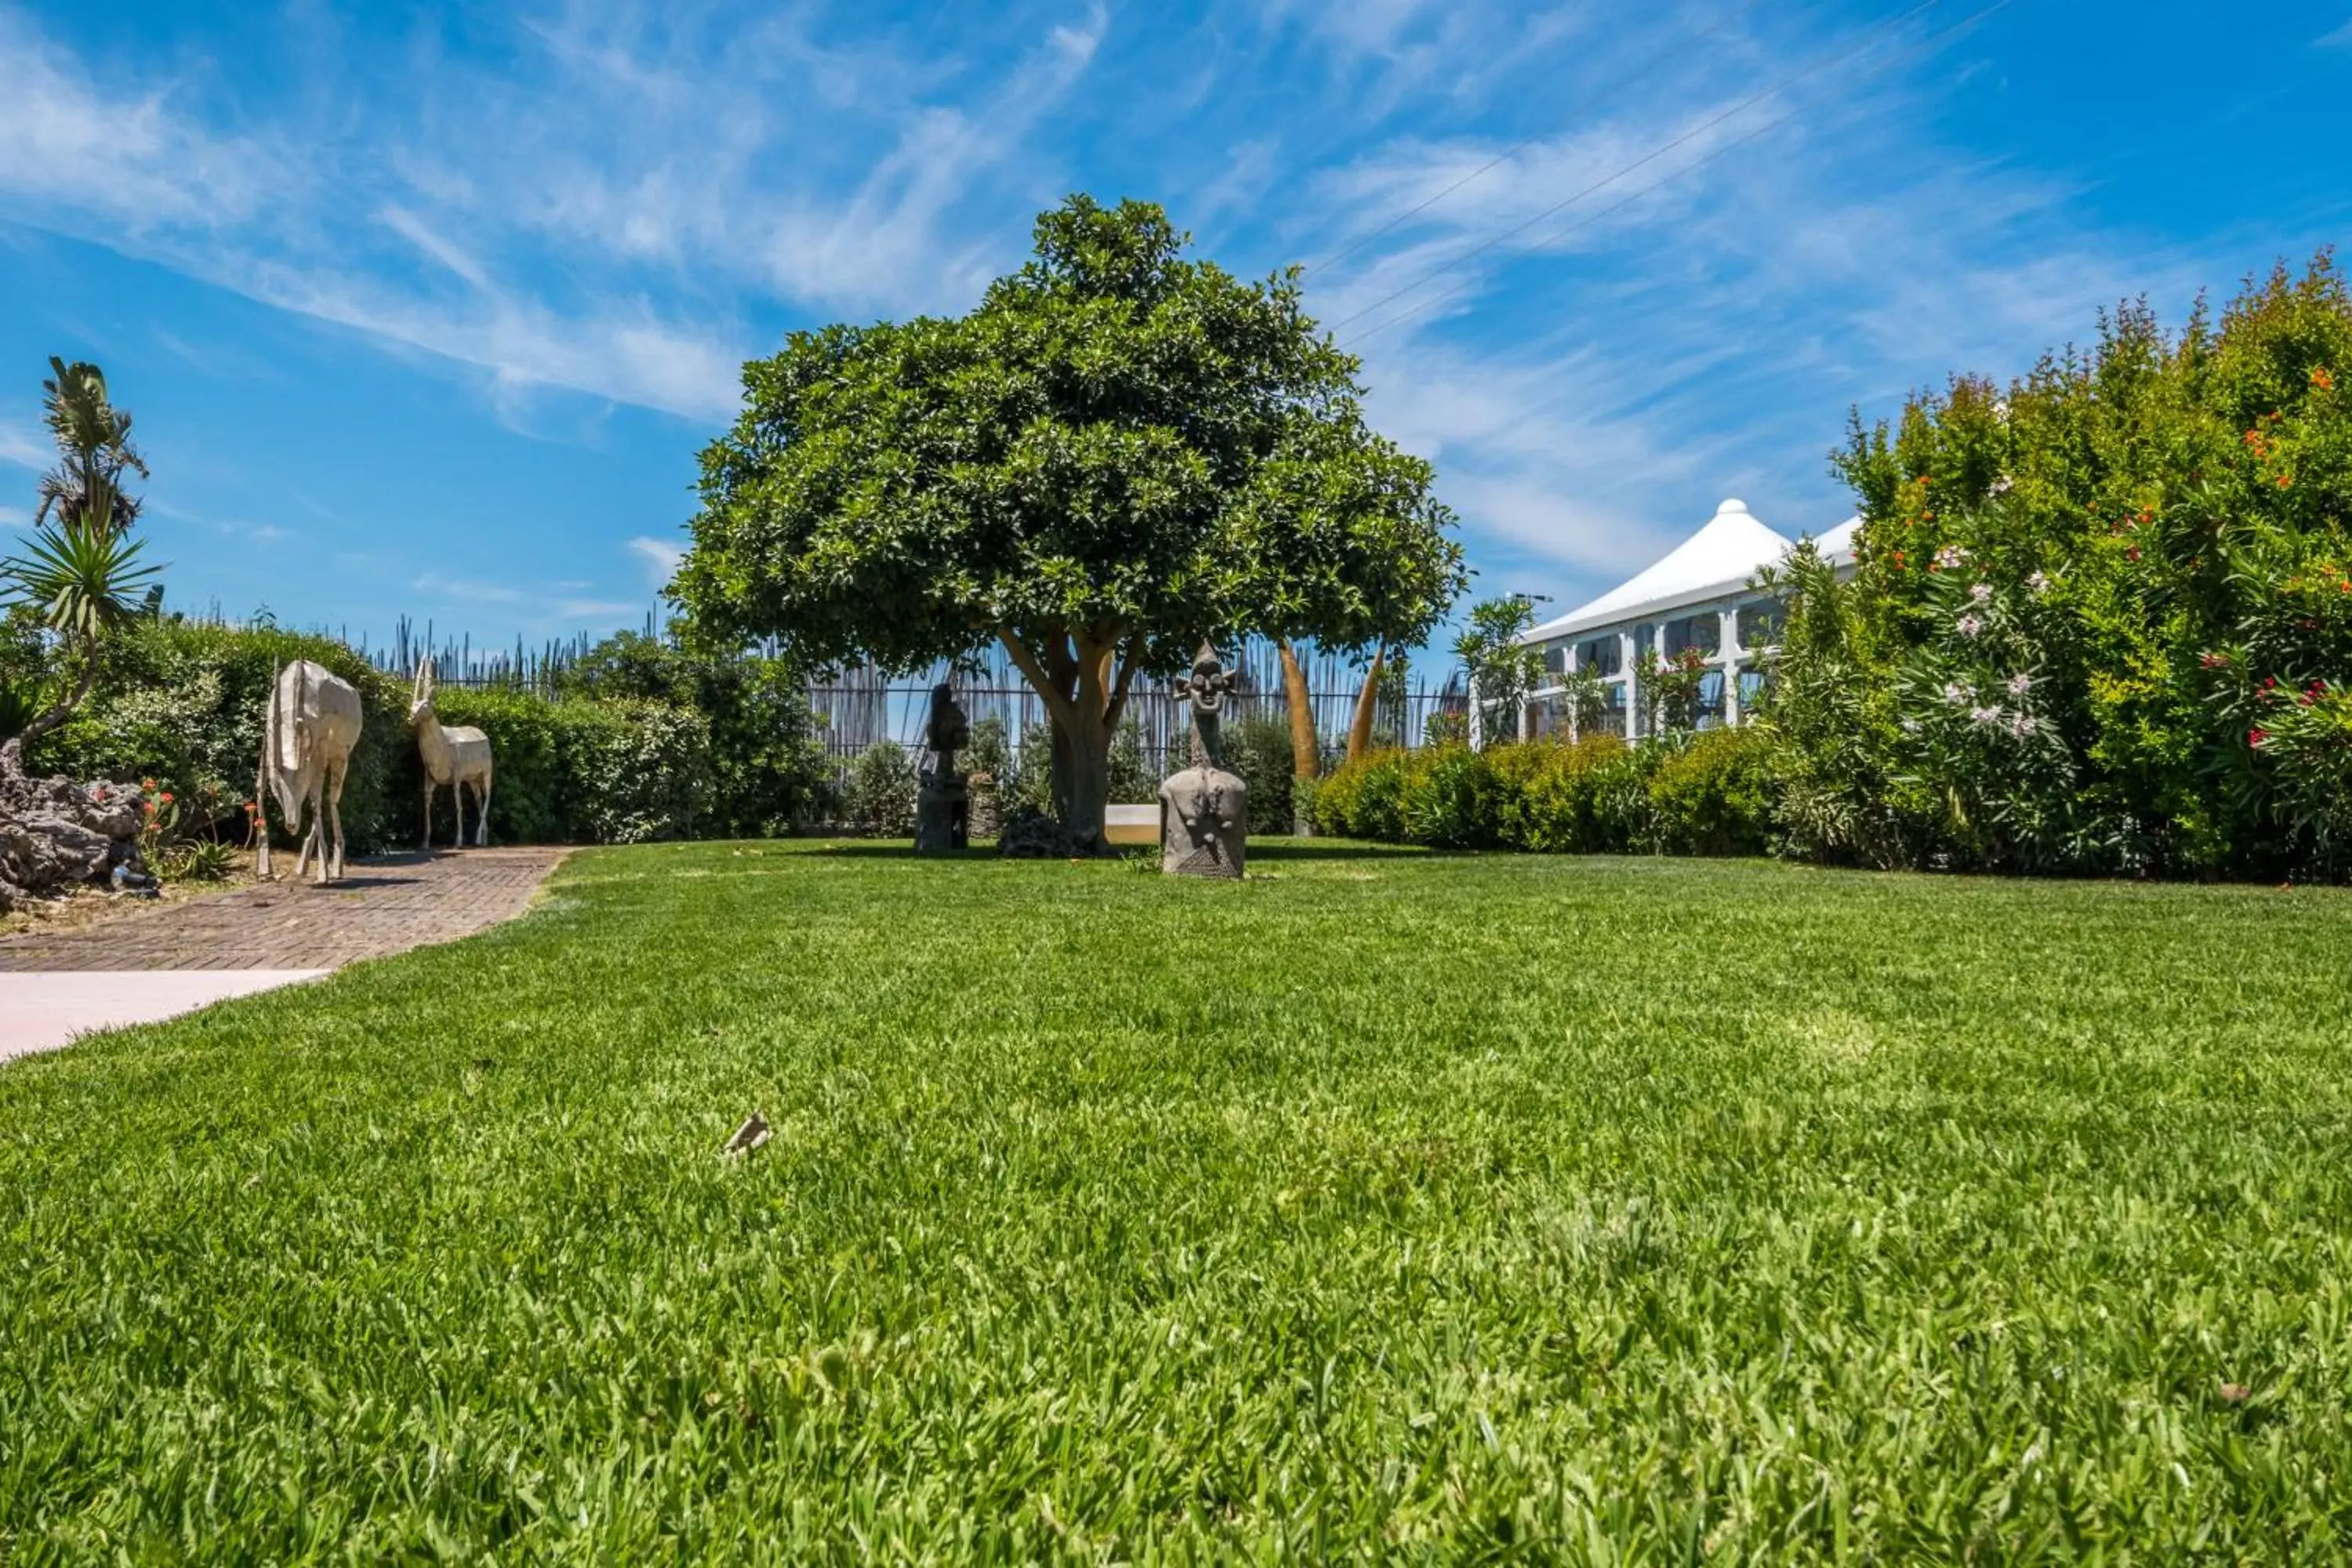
[999,626,1127,855]
[0,654,97,781]
[1055,706,1114,855]
[1345,646,1386,763]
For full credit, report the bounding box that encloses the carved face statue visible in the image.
[1179,642,1236,717]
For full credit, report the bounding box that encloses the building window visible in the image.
[1738,669,1773,709]
[1541,641,1566,677]
[1737,600,1786,649]
[1697,670,1726,726]
[1576,636,1621,676]
[1662,615,1720,658]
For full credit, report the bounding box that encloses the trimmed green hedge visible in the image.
[17,619,720,850]
[1313,728,1774,858]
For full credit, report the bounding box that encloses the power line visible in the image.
[1319,0,1948,339]
[1299,0,1768,280]
[1338,0,2018,350]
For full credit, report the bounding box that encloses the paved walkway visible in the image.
[0,848,568,1060]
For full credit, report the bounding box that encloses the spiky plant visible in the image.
[0,358,162,777]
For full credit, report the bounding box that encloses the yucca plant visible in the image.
[0,357,162,778]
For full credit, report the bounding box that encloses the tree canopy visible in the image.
[674,194,1465,845]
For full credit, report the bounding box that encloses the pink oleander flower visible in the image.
[1956,613,1984,637]
[2027,571,2050,593]
[1935,545,1966,570]
[1970,705,2003,726]
[1944,681,1969,706]
[1969,582,1994,604]
[2008,673,2032,696]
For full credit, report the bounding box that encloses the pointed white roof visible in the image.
[1812,516,1861,564]
[1523,499,1795,641]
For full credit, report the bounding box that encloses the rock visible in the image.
[0,773,150,912]
[995,805,1094,859]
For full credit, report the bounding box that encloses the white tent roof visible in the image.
[1523,499,1794,642]
[1813,516,1860,564]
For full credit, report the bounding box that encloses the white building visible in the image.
[1511,498,1857,741]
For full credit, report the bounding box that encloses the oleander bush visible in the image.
[1767,253,2352,879]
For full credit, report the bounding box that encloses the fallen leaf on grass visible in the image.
[2217,1381,2252,1405]
[724,1112,772,1156]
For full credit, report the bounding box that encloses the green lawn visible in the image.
[5,844,2351,1561]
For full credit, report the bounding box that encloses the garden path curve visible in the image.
[0,848,568,1061]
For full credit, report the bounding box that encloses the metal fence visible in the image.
[804,639,1461,789]
[329,615,1464,786]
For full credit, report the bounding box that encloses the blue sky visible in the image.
[3,0,2349,655]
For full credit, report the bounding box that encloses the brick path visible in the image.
[0,848,569,973]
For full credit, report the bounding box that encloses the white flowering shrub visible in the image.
[1886,546,2090,869]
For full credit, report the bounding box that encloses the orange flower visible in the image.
[158,792,173,805]
[2314,368,2335,391]
[2278,474,2293,489]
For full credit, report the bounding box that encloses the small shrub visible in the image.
[844,742,917,837]
[1646,726,1774,857]
[1397,744,1502,848]
[1226,711,1296,835]
[1494,734,1639,853]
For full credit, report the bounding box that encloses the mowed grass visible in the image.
[5,844,2352,1561]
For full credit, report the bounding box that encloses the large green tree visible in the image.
[675,196,1465,849]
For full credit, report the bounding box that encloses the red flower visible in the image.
[2278,474,2294,489]
[2249,728,2270,747]
[158,791,173,805]
[2126,547,2142,562]
[2316,368,2336,390]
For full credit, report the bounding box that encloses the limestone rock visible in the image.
[0,774,149,912]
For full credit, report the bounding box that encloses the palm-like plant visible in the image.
[0,358,162,777]
[34,358,147,535]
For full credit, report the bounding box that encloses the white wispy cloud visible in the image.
[0,2,1115,423]
[411,571,642,626]
[0,419,46,470]
[0,9,286,234]
[626,535,684,586]
[2318,17,2352,49]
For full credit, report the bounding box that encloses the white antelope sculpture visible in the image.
[256,658,365,884]
[408,657,494,850]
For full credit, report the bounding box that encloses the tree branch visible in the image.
[998,630,1077,725]
[1102,632,1146,731]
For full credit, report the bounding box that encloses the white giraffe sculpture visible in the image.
[256,658,365,884]
[408,657,494,850]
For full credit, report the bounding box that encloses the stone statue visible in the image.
[915,682,971,852]
[408,657,495,852]
[1158,642,1247,877]
[260,657,366,883]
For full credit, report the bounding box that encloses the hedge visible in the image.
[1313,728,1774,858]
[14,619,721,850]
